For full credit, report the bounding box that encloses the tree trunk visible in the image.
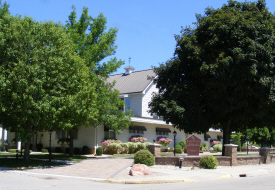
[69,131,73,157]
[24,137,31,163]
[222,119,232,156]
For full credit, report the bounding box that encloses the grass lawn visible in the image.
[0,153,89,168]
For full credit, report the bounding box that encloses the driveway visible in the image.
[24,158,133,179]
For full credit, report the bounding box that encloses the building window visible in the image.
[55,130,77,140]
[156,128,171,137]
[204,134,211,141]
[129,126,147,135]
[104,126,116,140]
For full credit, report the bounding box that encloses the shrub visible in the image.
[130,137,147,142]
[157,138,172,147]
[136,142,149,152]
[8,149,18,153]
[213,144,223,152]
[128,142,138,153]
[21,149,32,153]
[96,147,103,156]
[82,146,89,154]
[134,150,155,166]
[199,155,218,169]
[41,149,48,153]
[74,148,80,155]
[55,147,62,153]
[176,140,186,149]
[200,151,203,153]
[175,148,183,154]
[210,151,217,153]
[175,144,182,149]
[200,143,209,150]
[120,143,129,154]
[109,143,122,154]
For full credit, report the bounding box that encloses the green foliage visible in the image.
[82,146,89,155]
[199,155,218,169]
[120,143,129,154]
[0,3,96,162]
[96,147,103,156]
[128,142,138,154]
[8,149,18,153]
[148,0,275,154]
[213,144,223,152]
[200,143,209,150]
[175,144,182,149]
[175,148,183,154]
[41,149,48,153]
[231,132,242,151]
[176,140,186,149]
[134,150,155,166]
[109,143,122,154]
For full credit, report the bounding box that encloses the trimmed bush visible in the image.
[175,144,182,149]
[175,148,183,154]
[54,147,62,153]
[200,143,209,150]
[82,146,89,154]
[8,149,18,153]
[96,147,103,156]
[109,143,122,154]
[74,148,80,155]
[22,149,32,153]
[134,150,155,166]
[120,143,129,154]
[176,140,186,149]
[41,149,48,153]
[210,151,218,153]
[128,142,138,154]
[213,144,222,152]
[199,155,218,169]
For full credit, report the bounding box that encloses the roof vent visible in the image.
[124,65,135,75]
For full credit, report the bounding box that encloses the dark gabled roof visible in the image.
[107,69,157,94]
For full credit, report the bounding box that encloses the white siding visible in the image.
[141,83,158,118]
[129,94,143,117]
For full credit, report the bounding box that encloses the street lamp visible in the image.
[172,130,177,156]
[49,130,53,162]
[246,135,249,155]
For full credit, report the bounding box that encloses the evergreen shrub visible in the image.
[199,155,218,169]
[96,147,103,156]
[134,150,155,166]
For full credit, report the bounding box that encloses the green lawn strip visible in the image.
[237,153,260,156]
[29,153,89,162]
[108,154,135,158]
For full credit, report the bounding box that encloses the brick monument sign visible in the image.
[186,135,201,156]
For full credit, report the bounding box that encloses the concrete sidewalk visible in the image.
[108,163,275,184]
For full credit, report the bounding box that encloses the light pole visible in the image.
[172,130,177,156]
[49,130,53,162]
[246,135,249,155]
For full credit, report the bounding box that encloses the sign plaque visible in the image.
[186,135,201,156]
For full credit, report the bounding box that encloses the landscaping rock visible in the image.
[129,164,152,176]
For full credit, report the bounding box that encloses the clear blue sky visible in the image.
[5,0,275,75]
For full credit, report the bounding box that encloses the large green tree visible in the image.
[149,0,275,155]
[65,6,132,156]
[0,4,96,162]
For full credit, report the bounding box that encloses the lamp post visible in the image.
[172,130,177,156]
[246,135,249,155]
[49,130,53,162]
[229,139,233,144]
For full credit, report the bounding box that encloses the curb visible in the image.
[106,178,194,184]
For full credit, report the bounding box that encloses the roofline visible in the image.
[142,75,158,94]
[109,69,154,77]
